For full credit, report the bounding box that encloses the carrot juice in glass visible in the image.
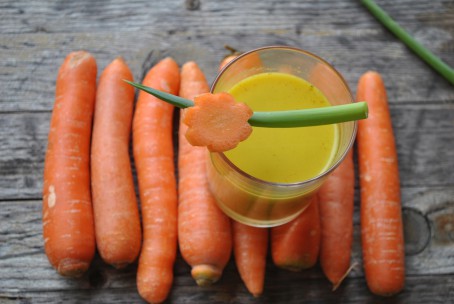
[206,46,356,227]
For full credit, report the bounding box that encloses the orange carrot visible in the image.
[219,55,237,70]
[134,57,180,303]
[218,50,263,83]
[91,57,141,269]
[183,92,253,152]
[271,196,320,271]
[42,51,97,277]
[356,71,405,296]
[217,56,268,297]
[219,45,242,70]
[218,45,264,72]
[318,149,355,290]
[233,222,268,297]
[178,61,232,286]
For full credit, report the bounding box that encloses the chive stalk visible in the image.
[125,80,194,108]
[125,80,368,128]
[361,0,454,86]
[249,102,368,128]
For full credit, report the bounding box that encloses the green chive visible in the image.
[126,80,368,128]
[361,0,454,86]
[250,102,368,128]
[125,80,194,108]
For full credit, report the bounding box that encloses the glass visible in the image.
[207,46,356,227]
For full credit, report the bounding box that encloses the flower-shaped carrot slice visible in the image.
[183,92,253,152]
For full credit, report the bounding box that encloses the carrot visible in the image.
[183,92,253,152]
[133,57,180,303]
[42,51,97,277]
[356,71,405,296]
[219,45,242,70]
[318,149,355,290]
[271,196,320,271]
[218,45,264,73]
[91,57,141,269]
[216,55,268,297]
[232,222,268,297]
[219,55,237,70]
[178,61,233,286]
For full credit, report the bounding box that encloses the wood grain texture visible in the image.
[1,0,454,302]
[2,275,454,304]
[0,0,453,111]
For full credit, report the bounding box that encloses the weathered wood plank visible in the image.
[1,103,452,200]
[0,112,49,200]
[1,197,454,302]
[1,32,452,112]
[0,1,453,112]
[1,274,454,304]
[0,0,451,35]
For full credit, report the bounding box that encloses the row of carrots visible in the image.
[42,50,405,303]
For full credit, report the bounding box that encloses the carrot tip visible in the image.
[68,51,94,69]
[241,273,265,297]
[250,290,263,297]
[331,262,357,291]
[111,262,130,269]
[57,258,90,278]
[279,265,304,272]
[275,259,316,272]
[191,264,222,286]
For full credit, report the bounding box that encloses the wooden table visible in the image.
[1,0,453,303]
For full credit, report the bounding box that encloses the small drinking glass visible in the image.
[207,46,356,227]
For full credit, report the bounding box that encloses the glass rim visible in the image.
[210,45,357,188]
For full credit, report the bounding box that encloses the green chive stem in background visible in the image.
[125,80,368,128]
[361,0,454,86]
